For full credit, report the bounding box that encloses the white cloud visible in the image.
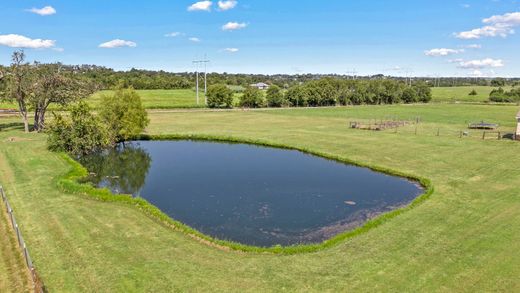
[0,34,55,49]
[464,44,482,49]
[223,48,239,53]
[218,1,237,11]
[470,70,483,77]
[99,39,137,48]
[165,32,183,37]
[483,12,520,26]
[189,37,201,42]
[461,4,470,9]
[424,48,464,57]
[188,1,212,11]
[52,47,64,52]
[455,11,520,39]
[456,58,504,69]
[222,22,247,31]
[27,6,56,16]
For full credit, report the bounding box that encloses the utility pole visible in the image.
[193,56,210,105]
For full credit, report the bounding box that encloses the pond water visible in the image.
[79,140,423,247]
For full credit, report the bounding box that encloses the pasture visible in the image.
[1,103,520,291]
[430,86,505,103]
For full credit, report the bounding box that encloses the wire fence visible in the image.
[348,119,518,141]
[0,185,45,293]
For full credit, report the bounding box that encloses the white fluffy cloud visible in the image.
[464,44,482,49]
[189,37,201,42]
[223,48,239,53]
[218,1,237,11]
[424,48,463,57]
[27,6,56,16]
[188,1,212,11]
[455,58,504,69]
[222,22,247,31]
[456,11,520,39]
[99,39,137,48]
[0,34,55,49]
[165,32,183,37]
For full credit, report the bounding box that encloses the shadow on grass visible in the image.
[0,122,26,132]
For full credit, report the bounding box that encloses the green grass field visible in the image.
[89,89,205,109]
[1,103,520,291]
[431,86,508,103]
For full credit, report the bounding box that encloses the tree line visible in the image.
[207,78,432,109]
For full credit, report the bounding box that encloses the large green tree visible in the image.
[239,87,265,108]
[99,87,149,143]
[1,51,33,132]
[266,85,286,107]
[47,102,110,156]
[207,84,233,108]
[31,63,95,132]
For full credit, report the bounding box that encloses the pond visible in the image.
[79,140,423,247]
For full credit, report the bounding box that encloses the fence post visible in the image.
[482,132,486,140]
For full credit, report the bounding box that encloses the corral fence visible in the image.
[0,185,45,293]
[348,119,517,141]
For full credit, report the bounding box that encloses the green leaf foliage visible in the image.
[47,102,110,156]
[99,87,150,143]
[207,84,233,108]
[239,87,266,108]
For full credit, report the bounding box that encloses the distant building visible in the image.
[516,110,520,141]
[250,82,270,90]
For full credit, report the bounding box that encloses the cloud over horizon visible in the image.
[222,22,247,31]
[218,1,238,11]
[27,6,56,16]
[455,11,520,39]
[0,34,55,49]
[425,48,464,57]
[99,39,137,48]
[188,1,212,12]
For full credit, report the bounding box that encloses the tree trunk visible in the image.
[17,99,29,133]
[33,101,49,132]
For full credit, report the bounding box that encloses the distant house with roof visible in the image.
[516,110,520,141]
[250,82,270,90]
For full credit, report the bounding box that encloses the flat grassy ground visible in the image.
[431,86,508,103]
[89,89,205,109]
[1,104,520,291]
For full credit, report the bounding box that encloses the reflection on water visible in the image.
[80,140,423,247]
[79,143,151,196]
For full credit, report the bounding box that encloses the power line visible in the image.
[193,56,210,105]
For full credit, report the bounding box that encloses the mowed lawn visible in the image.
[1,104,520,291]
[431,86,506,103]
[89,89,204,109]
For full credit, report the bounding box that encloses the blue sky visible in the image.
[0,0,519,76]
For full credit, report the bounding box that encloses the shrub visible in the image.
[207,84,233,108]
[240,87,265,108]
[99,87,149,143]
[468,89,478,96]
[266,85,286,107]
[489,87,520,103]
[47,102,109,156]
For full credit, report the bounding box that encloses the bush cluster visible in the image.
[47,88,149,155]
[489,87,520,103]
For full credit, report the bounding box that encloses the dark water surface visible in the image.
[79,140,423,247]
